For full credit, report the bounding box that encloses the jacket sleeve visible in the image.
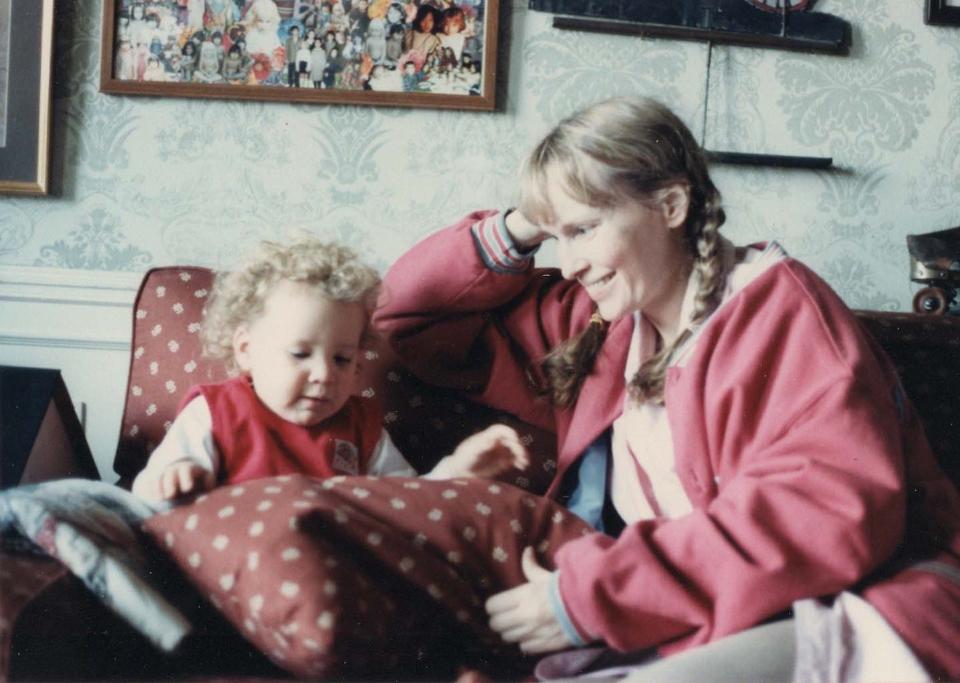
[554,261,911,653]
[374,210,593,432]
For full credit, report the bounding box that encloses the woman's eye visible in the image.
[571,225,594,239]
[334,355,353,367]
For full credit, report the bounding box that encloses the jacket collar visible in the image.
[558,315,633,467]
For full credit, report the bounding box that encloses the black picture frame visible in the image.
[0,0,54,196]
[926,0,960,26]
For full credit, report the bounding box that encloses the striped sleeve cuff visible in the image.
[470,210,537,274]
[548,571,589,647]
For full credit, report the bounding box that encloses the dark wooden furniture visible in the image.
[0,366,99,489]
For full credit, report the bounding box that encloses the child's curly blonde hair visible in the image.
[201,238,382,371]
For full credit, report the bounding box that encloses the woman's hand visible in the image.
[486,547,573,654]
[505,209,548,251]
[429,424,529,479]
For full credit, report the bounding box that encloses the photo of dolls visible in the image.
[110,0,488,96]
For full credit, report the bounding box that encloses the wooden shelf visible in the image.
[545,9,845,170]
[705,150,833,169]
[552,15,850,55]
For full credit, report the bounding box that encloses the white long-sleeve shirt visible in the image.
[132,396,417,502]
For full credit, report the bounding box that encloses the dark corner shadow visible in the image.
[493,0,513,114]
[45,0,84,199]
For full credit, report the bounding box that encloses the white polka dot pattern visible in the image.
[143,474,593,678]
[115,267,560,493]
[143,476,405,679]
[114,268,229,483]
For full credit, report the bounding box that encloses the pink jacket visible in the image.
[375,211,960,678]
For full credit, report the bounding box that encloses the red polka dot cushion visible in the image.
[142,474,593,679]
[141,476,413,679]
[115,268,227,486]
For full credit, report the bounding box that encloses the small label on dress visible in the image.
[332,440,360,475]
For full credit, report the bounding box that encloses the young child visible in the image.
[132,238,528,504]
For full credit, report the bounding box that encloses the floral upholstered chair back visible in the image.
[114,268,225,487]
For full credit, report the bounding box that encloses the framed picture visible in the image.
[0,0,54,196]
[99,0,499,111]
[926,0,960,25]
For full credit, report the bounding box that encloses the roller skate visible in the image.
[907,225,960,315]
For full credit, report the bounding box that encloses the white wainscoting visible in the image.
[0,265,144,481]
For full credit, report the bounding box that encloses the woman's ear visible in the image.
[233,326,252,372]
[660,183,690,229]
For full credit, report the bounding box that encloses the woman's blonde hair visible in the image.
[201,238,382,371]
[520,96,727,406]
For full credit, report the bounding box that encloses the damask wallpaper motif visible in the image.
[1,0,958,311]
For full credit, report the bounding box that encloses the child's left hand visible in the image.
[429,424,530,479]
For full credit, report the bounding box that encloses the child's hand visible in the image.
[430,424,530,479]
[157,462,215,501]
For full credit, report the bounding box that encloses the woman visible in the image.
[374,97,960,679]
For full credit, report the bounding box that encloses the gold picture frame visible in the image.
[0,0,54,196]
[99,0,499,111]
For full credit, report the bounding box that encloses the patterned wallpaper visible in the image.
[1,0,959,311]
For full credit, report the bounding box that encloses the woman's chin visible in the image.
[594,299,630,322]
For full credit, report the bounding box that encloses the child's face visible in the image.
[443,15,461,34]
[233,281,366,427]
[419,12,434,32]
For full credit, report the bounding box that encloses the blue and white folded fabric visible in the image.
[0,478,191,651]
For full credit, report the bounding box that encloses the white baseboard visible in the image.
[0,265,142,349]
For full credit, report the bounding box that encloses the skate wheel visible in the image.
[912,287,949,315]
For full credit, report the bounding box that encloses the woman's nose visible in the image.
[558,239,586,280]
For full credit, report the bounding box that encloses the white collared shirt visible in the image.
[609,240,788,523]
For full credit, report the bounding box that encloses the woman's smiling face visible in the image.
[539,170,693,333]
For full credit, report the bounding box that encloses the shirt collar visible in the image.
[625,236,790,377]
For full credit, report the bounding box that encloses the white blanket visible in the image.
[0,478,191,651]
